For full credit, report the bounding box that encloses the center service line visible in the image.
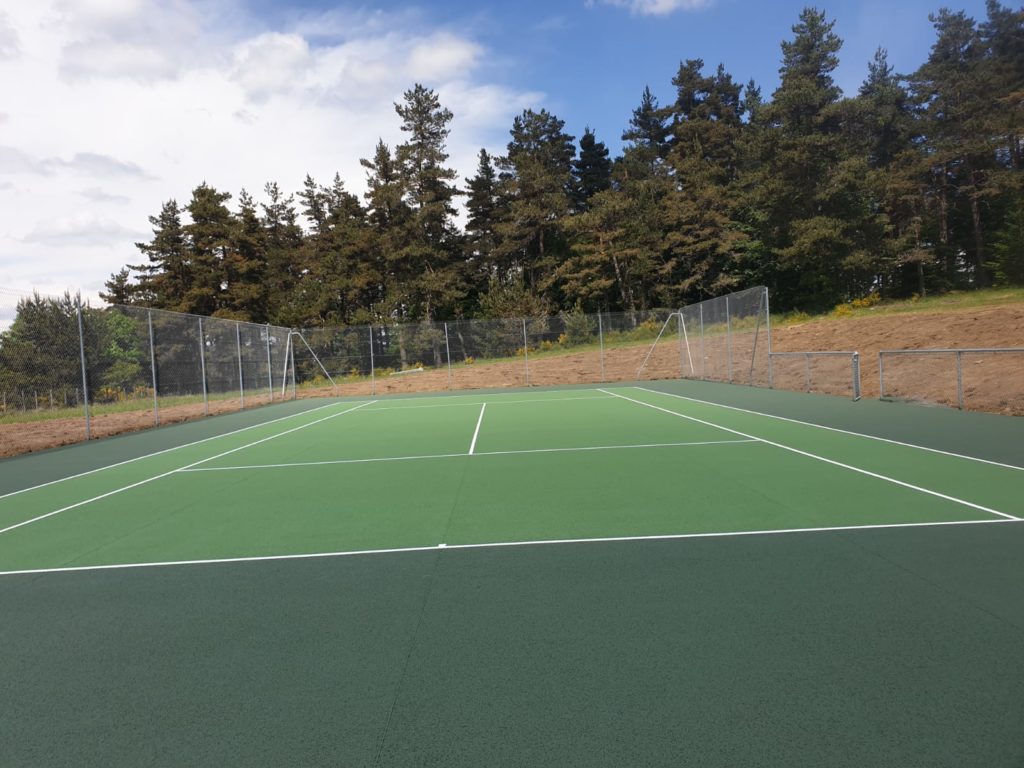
[468,403,487,455]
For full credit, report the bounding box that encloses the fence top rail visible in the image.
[770,351,858,357]
[880,347,1024,355]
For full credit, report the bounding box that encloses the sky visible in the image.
[0,0,995,314]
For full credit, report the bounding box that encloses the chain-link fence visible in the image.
[879,348,1024,414]
[768,351,862,400]
[0,289,294,457]
[11,284,945,458]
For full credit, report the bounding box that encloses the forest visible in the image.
[97,3,1023,327]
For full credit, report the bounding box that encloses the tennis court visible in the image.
[2,380,1022,766]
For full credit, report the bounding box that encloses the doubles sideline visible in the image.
[0,401,376,537]
[600,389,1020,522]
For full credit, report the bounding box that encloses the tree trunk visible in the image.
[969,181,988,287]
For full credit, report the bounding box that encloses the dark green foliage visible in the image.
[101,3,1024,323]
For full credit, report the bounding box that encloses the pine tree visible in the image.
[220,189,268,321]
[100,268,136,306]
[573,128,612,210]
[494,109,576,296]
[183,183,234,316]
[393,84,463,325]
[465,149,505,304]
[129,199,188,310]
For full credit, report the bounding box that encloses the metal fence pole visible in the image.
[369,325,376,396]
[147,310,159,426]
[289,336,297,400]
[956,350,964,409]
[236,322,245,409]
[764,287,773,388]
[265,324,273,402]
[522,318,530,386]
[198,317,209,416]
[700,305,705,380]
[725,295,733,383]
[852,352,861,401]
[444,322,453,389]
[75,299,91,439]
[598,312,605,383]
[878,352,885,400]
[804,353,811,393]
[677,309,685,377]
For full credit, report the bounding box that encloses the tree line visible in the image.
[101,3,1024,326]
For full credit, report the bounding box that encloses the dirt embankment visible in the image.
[772,305,1024,413]
[2,303,1021,458]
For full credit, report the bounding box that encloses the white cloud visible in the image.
[80,187,131,204]
[23,215,145,247]
[0,0,540,296]
[0,12,20,60]
[590,0,713,16]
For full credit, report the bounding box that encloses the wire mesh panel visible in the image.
[768,352,861,400]
[87,305,157,438]
[201,315,242,412]
[599,309,676,383]
[446,317,527,391]
[369,322,449,395]
[880,348,1024,414]
[960,350,1024,415]
[237,322,271,408]
[293,325,374,397]
[679,287,770,386]
[525,311,603,386]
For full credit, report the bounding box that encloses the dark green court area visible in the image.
[1,380,1022,766]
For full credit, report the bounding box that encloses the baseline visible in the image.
[0,518,1016,578]
[600,389,1020,522]
[0,401,376,537]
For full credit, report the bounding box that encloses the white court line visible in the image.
[367,388,606,405]
[468,404,487,455]
[178,439,756,473]
[634,386,1024,472]
[0,518,1018,578]
[362,395,614,412]
[0,401,376,537]
[600,389,1021,522]
[0,399,345,503]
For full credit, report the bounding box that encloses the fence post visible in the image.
[764,287,773,389]
[725,295,733,383]
[852,352,861,401]
[444,322,453,389]
[700,305,706,380]
[677,309,685,377]
[955,351,964,410]
[75,299,91,439]
[522,318,530,386]
[265,324,273,402]
[147,310,159,426]
[198,316,209,416]
[878,352,885,400]
[597,312,605,383]
[369,325,376,396]
[804,353,811,393]
[236,322,245,409]
[289,335,297,400]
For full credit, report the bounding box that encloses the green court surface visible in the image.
[1,381,1022,766]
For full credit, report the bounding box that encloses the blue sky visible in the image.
[0,0,996,306]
